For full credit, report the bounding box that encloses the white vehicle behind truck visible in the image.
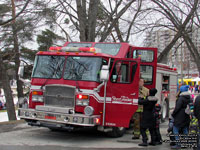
[156,63,178,121]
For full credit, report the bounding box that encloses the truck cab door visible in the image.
[131,47,157,89]
[105,58,140,128]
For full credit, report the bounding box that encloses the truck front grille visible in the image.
[44,85,75,107]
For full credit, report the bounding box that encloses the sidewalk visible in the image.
[0,120,27,133]
[116,121,171,149]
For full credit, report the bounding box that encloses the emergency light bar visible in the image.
[49,47,62,51]
[49,46,101,53]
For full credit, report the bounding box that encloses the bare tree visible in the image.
[97,0,142,42]
[52,0,137,42]
[151,0,200,74]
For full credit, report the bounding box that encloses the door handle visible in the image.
[130,93,136,96]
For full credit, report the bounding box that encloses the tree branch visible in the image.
[0,0,31,26]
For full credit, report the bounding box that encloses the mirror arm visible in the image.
[94,58,111,92]
[94,81,105,92]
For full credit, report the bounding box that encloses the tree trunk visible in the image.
[157,31,182,63]
[76,0,87,41]
[88,0,99,41]
[0,58,17,121]
[11,0,24,98]
[182,32,200,74]
[114,21,124,42]
[153,0,199,64]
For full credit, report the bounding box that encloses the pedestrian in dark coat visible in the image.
[194,95,200,124]
[194,95,200,149]
[171,85,190,149]
[138,88,158,147]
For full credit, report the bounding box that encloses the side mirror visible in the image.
[100,65,109,81]
[18,64,24,78]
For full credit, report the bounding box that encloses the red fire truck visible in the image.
[18,42,177,137]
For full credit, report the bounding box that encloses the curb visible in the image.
[0,119,25,125]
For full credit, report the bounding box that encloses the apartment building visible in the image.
[144,27,200,78]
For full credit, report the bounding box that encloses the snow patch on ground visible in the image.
[0,111,19,122]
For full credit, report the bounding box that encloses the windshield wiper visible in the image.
[40,59,64,90]
[71,68,82,92]
[68,58,89,93]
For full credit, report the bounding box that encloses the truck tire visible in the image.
[106,127,126,138]
[161,99,169,122]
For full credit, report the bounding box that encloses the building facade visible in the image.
[144,27,200,78]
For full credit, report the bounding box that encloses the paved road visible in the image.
[0,120,175,150]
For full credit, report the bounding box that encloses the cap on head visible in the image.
[149,88,157,96]
[155,103,161,111]
[180,85,189,92]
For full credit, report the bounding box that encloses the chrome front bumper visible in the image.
[18,108,100,127]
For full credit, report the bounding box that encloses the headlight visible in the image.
[32,91,44,102]
[76,100,89,106]
[84,106,94,116]
[76,93,89,106]
[32,95,44,102]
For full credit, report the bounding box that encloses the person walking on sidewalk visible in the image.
[132,78,149,139]
[138,88,158,146]
[171,85,190,149]
[194,95,200,149]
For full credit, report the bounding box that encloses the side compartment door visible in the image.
[105,58,140,128]
[131,47,157,89]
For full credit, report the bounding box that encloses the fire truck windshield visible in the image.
[32,55,65,79]
[32,55,107,82]
[63,57,105,82]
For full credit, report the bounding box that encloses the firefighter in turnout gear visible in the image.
[132,78,149,139]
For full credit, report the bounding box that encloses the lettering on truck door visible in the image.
[105,59,140,128]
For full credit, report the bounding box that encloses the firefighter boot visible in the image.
[138,140,148,147]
